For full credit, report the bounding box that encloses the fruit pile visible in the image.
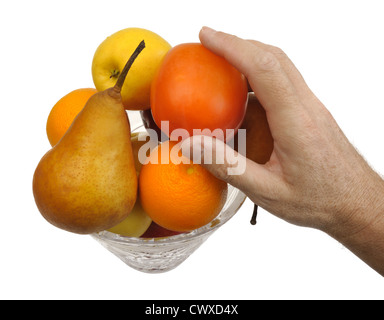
[33,27,273,238]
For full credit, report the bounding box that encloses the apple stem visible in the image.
[250,204,258,225]
[113,40,146,93]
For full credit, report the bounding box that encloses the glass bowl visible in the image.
[92,185,246,273]
[91,123,247,273]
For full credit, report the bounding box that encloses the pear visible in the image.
[237,93,273,164]
[33,41,145,234]
[234,92,274,225]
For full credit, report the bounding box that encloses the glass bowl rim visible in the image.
[92,185,246,245]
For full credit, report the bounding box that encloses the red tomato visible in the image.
[150,43,248,141]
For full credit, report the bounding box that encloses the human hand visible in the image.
[182,27,384,275]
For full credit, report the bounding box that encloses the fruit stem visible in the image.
[113,40,146,93]
[250,204,258,225]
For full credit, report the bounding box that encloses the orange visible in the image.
[139,140,228,232]
[46,88,97,146]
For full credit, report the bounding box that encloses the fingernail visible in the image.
[181,135,208,164]
[180,136,195,161]
[201,26,216,35]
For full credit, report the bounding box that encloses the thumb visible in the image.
[180,135,271,197]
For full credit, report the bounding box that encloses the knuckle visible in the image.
[247,41,286,71]
[256,51,280,71]
[268,45,287,59]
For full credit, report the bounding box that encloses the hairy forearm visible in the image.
[326,170,384,276]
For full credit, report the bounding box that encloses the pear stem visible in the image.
[113,40,146,93]
[250,204,258,225]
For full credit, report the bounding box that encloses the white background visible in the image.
[1,0,384,300]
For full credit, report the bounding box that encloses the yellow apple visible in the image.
[107,199,152,237]
[92,28,171,110]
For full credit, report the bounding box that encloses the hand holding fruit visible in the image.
[193,27,384,276]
